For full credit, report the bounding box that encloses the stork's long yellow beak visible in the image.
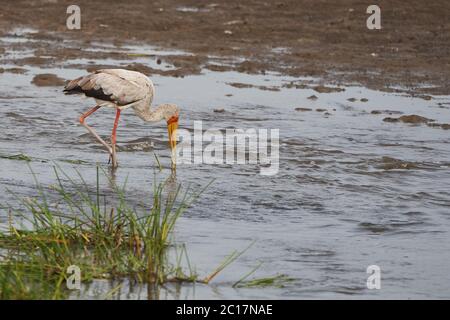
[167,114,179,170]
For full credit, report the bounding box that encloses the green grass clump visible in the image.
[0,262,66,299]
[0,165,204,298]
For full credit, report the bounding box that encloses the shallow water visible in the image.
[1,30,450,299]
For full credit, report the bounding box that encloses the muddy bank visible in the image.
[0,0,449,94]
[381,114,450,130]
[383,115,434,124]
[31,73,66,86]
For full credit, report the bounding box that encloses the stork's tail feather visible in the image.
[63,76,85,94]
[64,74,115,102]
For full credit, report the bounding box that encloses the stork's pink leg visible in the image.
[110,109,121,168]
[79,105,113,156]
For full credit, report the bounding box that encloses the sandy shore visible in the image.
[0,0,449,94]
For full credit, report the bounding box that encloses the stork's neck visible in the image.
[134,104,165,122]
[133,103,179,123]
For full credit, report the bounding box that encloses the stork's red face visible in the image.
[167,113,179,169]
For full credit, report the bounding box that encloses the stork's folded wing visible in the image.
[64,70,147,106]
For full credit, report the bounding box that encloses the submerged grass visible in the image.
[233,274,295,288]
[59,159,88,165]
[0,153,32,161]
